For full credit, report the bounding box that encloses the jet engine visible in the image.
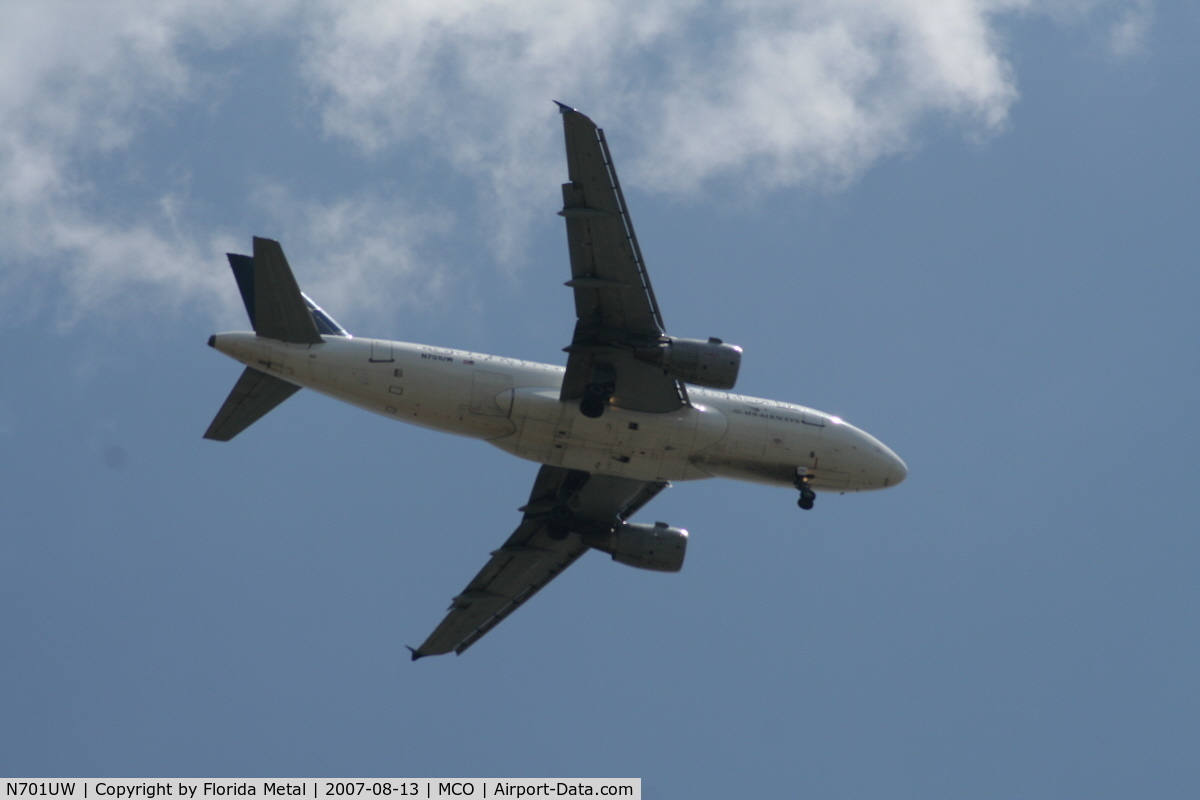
[592,521,688,572]
[635,337,742,390]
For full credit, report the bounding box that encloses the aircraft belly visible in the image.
[498,388,723,482]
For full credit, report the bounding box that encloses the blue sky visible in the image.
[2,2,1197,797]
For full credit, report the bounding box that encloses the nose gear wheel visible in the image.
[794,469,816,510]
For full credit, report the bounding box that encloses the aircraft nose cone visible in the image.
[887,449,908,487]
[836,421,907,490]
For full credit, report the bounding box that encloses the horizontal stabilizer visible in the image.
[203,366,301,441]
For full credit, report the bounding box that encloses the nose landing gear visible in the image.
[794,469,816,510]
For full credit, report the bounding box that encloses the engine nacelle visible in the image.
[597,521,688,573]
[635,337,742,390]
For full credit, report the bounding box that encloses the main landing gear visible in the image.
[794,469,816,510]
[580,365,616,419]
[579,381,614,418]
[546,505,574,540]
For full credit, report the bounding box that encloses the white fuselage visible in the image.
[211,333,907,492]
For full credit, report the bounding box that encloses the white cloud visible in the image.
[1108,0,1152,58]
[298,0,1031,193]
[0,0,1150,329]
[246,184,454,330]
[0,2,253,326]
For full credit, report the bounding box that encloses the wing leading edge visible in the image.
[410,466,668,659]
[556,104,688,416]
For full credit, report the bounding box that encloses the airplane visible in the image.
[203,103,907,659]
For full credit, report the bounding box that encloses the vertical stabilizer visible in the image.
[249,237,323,344]
[227,253,257,327]
[227,249,349,337]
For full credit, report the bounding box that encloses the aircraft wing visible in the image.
[556,104,687,414]
[410,465,668,658]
